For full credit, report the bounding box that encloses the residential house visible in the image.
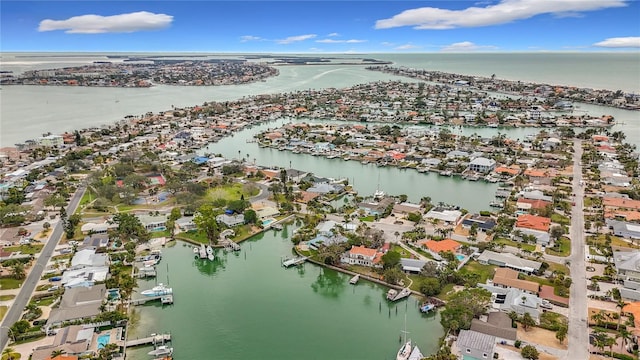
[468,157,496,173]
[476,250,541,274]
[470,312,517,344]
[515,214,551,232]
[512,227,551,247]
[216,213,245,227]
[456,329,496,360]
[424,208,462,225]
[70,248,108,270]
[358,197,395,216]
[399,258,431,274]
[175,216,197,231]
[479,283,543,321]
[392,202,422,216]
[491,268,539,294]
[523,169,554,185]
[341,246,382,267]
[518,190,553,203]
[46,284,106,327]
[613,250,640,300]
[462,215,497,232]
[516,198,552,212]
[81,234,109,249]
[608,220,640,240]
[80,221,117,235]
[307,182,344,194]
[419,239,461,257]
[136,214,167,232]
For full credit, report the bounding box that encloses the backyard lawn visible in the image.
[588,234,639,249]
[493,237,536,252]
[206,183,259,202]
[4,244,43,255]
[0,277,23,289]
[459,260,496,284]
[546,237,571,257]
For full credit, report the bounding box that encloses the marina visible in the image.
[124,227,442,360]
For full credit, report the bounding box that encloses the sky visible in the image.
[1,0,639,52]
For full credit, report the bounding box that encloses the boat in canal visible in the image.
[141,283,173,297]
[397,315,412,360]
[419,303,435,313]
[148,345,174,356]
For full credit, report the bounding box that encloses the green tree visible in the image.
[521,312,535,331]
[194,204,220,245]
[243,209,258,225]
[381,250,401,269]
[440,288,491,334]
[555,324,568,344]
[10,263,25,280]
[420,277,442,296]
[11,319,31,334]
[383,267,404,285]
[2,348,18,360]
[521,345,539,359]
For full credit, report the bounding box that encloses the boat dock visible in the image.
[134,266,157,278]
[349,274,360,284]
[131,294,174,306]
[387,287,411,302]
[221,239,241,251]
[282,256,307,268]
[125,333,171,347]
[197,244,207,259]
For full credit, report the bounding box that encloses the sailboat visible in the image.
[396,314,412,360]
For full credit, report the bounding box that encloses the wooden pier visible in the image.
[282,256,307,268]
[387,287,411,302]
[131,294,174,306]
[125,333,171,347]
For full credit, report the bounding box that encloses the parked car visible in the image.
[48,285,60,292]
[48,276,62,282]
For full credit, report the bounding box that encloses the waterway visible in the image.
[126,225,442,360]
[201,118,526,213]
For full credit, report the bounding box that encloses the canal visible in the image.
[126,224,443,360]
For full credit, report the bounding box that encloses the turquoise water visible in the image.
[97,334,110,349]
[456,254,465,261]
[262,219,274,226]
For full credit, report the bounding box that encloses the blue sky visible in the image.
[1,0,639,52]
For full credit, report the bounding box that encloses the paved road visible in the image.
[1,187,85,351]
[565,139,589,360]
[250,182,270,203]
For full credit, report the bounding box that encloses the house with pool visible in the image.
[30,325,124,360]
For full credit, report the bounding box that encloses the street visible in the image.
[565,139,589,360]
[1,187,85,351]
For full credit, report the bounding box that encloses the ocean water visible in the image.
[1,52,639,147]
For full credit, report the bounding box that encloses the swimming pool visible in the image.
[456,254,465,261]
[262,219,274,226]
[97,334,110,349]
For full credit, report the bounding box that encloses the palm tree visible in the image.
[51,349,66,357]
[619,327,633,353]
[3,348,18,360]
[616,299,628,330]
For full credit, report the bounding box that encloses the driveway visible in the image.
[565,139,589,360]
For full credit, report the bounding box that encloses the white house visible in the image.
[216,214,245,227]
[468,157,496,173]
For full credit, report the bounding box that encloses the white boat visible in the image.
[148,345,173,356]
[397,314,412,360]
[206,245,213,255]
[141,283,173,297]
[208,253,215,261]
[193,247,199,254]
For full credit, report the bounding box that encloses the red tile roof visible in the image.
[349,246,378,258]
[515,214,551,232]
[420,239,460,253]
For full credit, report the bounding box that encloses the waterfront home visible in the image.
[462,214,497,233]
[175,216,197,231]
[307,182,344,194]
[607,219,640,240]
[476,250,541,274]
[516,198,552,212]
[254,205,279,220]
[341,245,382,268]
[399,258,430,274]
[308,233,348,250]
[424,207,462,225]
[518,189,553,203]
[455,329,496,360]
[216,213,245,227]
[358,197,395,216]
[70,248,109,270]
[479,283,543,321]
[31,325,92,360]
[468,157,496,173]
[470,312,517,344]
[493,165,521,177]
[46,284,106,328]
[392,202,422,216]
[613,250,640,300]
[512,227,551,247]
[61,266,109,288]
[136,213,168,232]
[490,268,539,295]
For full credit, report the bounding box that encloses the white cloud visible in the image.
[375,0,627,30]
[441,41,497,52]
[316,39,367,44]
[327,32,340,37]
[240,35,262,42]
[276,34,316,44]
[395,44,421,50]
[593,36,640,48]
[381,42,396,47]
[38,11,173,34]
